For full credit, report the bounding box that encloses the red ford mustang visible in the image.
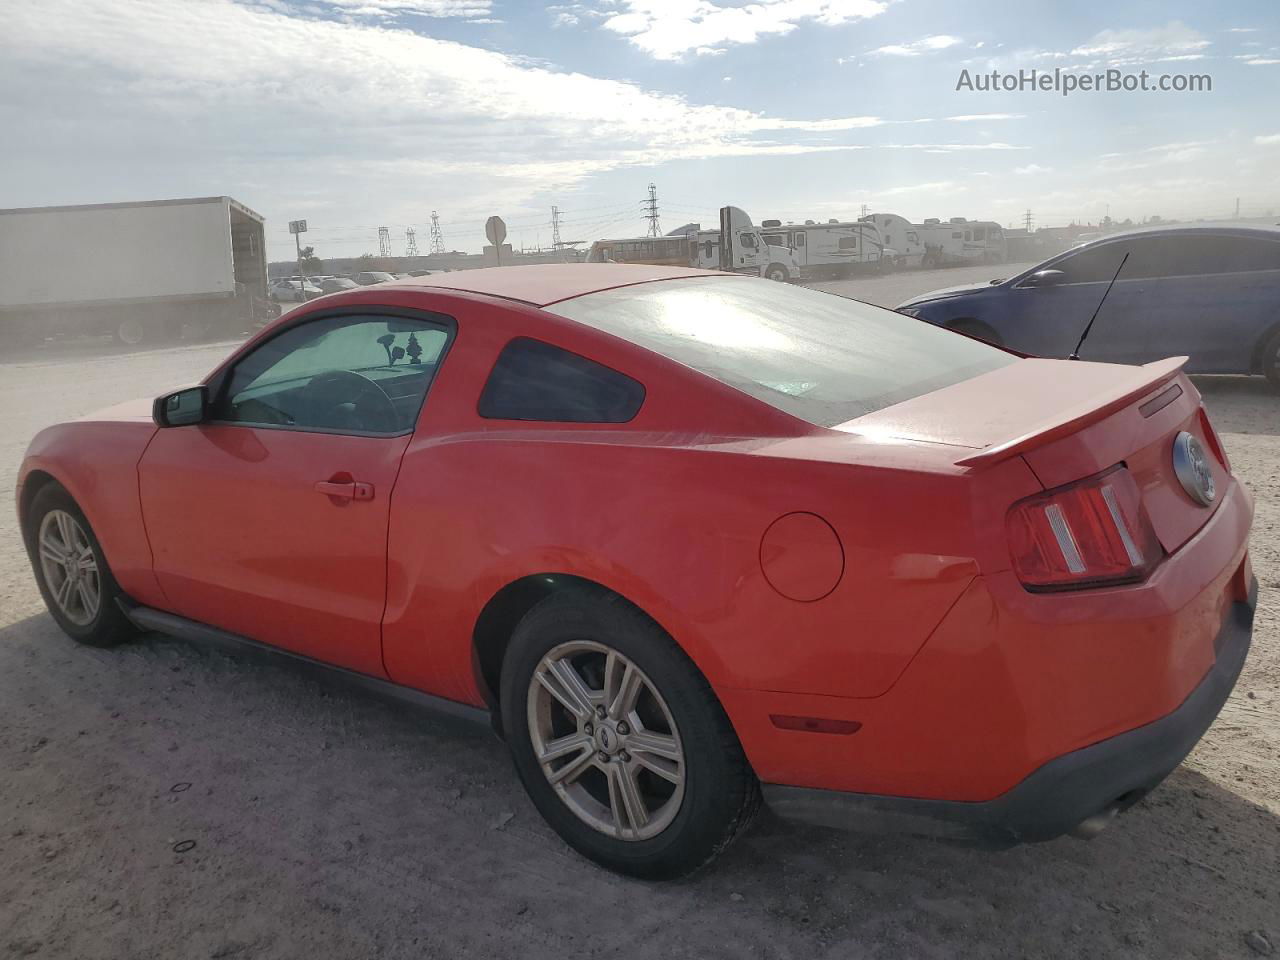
[18,265,1256,879]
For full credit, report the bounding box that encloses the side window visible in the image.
[1127,236,1280,278]
[795,232,805,247]
[214,314,449,434]
[1049,243,1132,284]
[837,236,858,250]
[478,338,645,423]
[974,227,986,241]
[952,231,963,240]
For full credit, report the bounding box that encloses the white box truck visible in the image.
[0,196,273,348]
[915,217,1008,267]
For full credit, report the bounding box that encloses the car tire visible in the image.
[765,264,789,282]
[1261,327,1280,388]
[949,318,1004,347]
[500,586,760,880]
[24,483,137,648]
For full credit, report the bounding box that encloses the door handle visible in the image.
[314,477,374,503]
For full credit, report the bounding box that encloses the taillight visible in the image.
[1197,408,1230,472]
[1007,465,1163,592]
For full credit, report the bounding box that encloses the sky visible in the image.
[3,0,1279,260]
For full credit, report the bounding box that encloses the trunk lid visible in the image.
[839,356,1226,553]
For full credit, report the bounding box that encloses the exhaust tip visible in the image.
[1070,806,1120,840]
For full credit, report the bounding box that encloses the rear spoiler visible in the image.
[954,356,1189,467]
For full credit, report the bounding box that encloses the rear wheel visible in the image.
[25,484,136,647]
[1261,327,1280,388]
[500,587,759,879]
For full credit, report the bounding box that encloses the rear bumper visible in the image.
[762,577,1256,844]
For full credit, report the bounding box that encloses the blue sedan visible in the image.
[897,225,1280,386]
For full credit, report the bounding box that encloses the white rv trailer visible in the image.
[758,219,888,280]
[859,213,925,268]
[915,217,1007,267]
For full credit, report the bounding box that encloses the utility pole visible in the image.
[378,226,392,258]
[404,227,419,257]
[860,203,869,219]
[643,183,660,237]
[429,211,445,255]
[1022,209,1034,232]
[1234,197,1241,219]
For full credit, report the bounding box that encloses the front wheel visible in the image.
[24,484,136,647]
[764,264,789,282]
[500,588,759,879]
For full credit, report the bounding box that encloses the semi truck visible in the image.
[0,196,273,348]
[587,207,798,281]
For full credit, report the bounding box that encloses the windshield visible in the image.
[549,277,1015,426]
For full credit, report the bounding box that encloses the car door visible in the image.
[1086,234,1280,372]
[138,310,452,676]
[1002,240,1137,358]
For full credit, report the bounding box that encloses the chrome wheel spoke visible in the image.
[539,732,592,764]
[76,578,98,617]
[77,551,98,573]
[606,657,643,720]
[627,729,681,762]
[606,762,648,834]
[630,749,681,785]
[38,510,101,626]
[38,539,63,567]
[546,744,597,786]
[536,657,596,721]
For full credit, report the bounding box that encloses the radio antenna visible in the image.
[1069,251,1129,361]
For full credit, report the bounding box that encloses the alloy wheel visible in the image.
[38,510,101,627]
[526,640,685,841]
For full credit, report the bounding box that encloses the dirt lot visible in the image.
[1,270,1277,959]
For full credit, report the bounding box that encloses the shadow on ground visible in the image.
[1,613,1276,959]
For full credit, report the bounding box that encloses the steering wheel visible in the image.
[305,369,399,432]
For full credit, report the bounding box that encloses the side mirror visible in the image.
[1023,269,1066,288]
[153,385,208,427]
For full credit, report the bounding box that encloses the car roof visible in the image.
[1078,222,1280,245]
[378,263,723,307]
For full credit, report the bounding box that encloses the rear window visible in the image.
[547,276,1015,426]
[479,337,645,423]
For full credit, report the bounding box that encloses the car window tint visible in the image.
[215,314,449,434]
[548,276,1014,427]
[1050,242,1133,283]
[1126,236,1280,278]
[478,337,645,423]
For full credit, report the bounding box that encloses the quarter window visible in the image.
[478,338,645,423]
[214,314,449,434]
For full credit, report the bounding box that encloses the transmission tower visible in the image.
[643,183,660,237]
[429,211,445,255]
[551,206,563,248]
[404,227,419,257]
[1022,209,1034,232]
[378,226,392,257]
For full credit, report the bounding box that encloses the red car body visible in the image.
[18,265,1255,845]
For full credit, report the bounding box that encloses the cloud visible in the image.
[946,113,1024,122]
[1014,163,1051,174]
[599,0,889,60]
[1240,56,1280,65]
[1226,27,1259,33]
[1070,21,1210,65]
[309,0,492,17]
[1,0,963,256]
[1256,134,1280,145]
[869,34,962,56]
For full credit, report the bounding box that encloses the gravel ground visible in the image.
[1,272,1276,960]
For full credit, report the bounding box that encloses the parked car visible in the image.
[268,278,322,302]
[354,271,397,285]
[896,225,1280,386]
[319,277,358,294]
[19,265,1255,879]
